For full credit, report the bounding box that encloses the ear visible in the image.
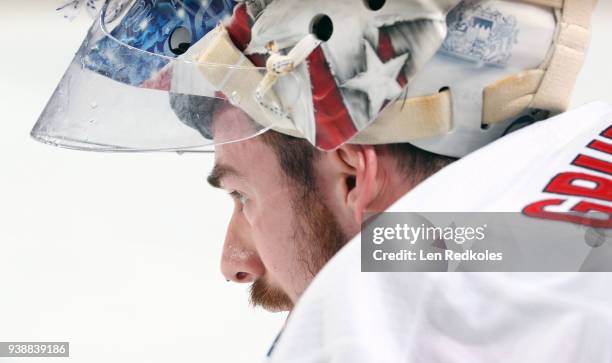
[332,144,380,225]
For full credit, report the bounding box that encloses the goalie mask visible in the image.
[32,0,596,155]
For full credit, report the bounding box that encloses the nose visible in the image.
[220,212,265,283]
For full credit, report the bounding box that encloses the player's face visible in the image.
[209,104,346,311]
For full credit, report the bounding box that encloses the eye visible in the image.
[169,26,192,55]
[230,191,249,211]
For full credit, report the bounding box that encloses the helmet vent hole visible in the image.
[311,14,334,42]
[169,26,192,55]
[364,0,386,11]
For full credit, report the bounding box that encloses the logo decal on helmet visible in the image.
[442,1,519,67]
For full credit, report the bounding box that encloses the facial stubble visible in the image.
[249,184,347,311]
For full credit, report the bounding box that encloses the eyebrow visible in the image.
[207,163,242,189]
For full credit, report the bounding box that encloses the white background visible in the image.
[0,1,610,363]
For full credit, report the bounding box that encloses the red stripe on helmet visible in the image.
[226,4,251,52]
[308,47,358,150]
[378,28,407,87]
[225,3,266,66]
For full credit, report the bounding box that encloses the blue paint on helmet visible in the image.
[83,0,236,86]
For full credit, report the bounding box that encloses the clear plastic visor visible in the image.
[31,0,277,152]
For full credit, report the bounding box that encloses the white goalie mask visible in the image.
[32,0,596,156]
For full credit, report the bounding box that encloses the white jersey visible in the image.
[267,102,612,363]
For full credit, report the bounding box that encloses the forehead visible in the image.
[212,106,280,187]
[215,135,271,171]
[211,102,261,143]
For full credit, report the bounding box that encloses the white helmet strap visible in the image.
[482,0,596,125]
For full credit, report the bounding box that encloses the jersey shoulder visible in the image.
[391,101,612,220]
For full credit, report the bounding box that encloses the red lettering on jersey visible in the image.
[545,172,612,202]
[524,124,612,226]
[588,140,612,155]
[572,154,612,175]
[573,200,612,215]
[523,199,612,228]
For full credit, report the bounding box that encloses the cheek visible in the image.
[248,193,301,278]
